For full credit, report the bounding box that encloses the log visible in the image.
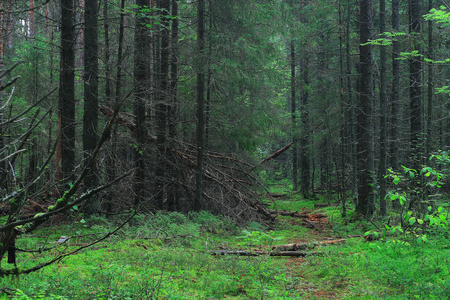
[211,250,323,257]
[314,203,330,208]
[268,209,327,219]
[272,239,346,251]
[270,194,287,198]
[302,219,318,230]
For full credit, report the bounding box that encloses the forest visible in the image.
[0,0,449,298]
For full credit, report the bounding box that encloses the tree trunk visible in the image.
[426,0,433,157]
[29,0,35,39]
[83,0,100,215]
[409,0,422,166]
[356,0,373,216]
[155,0,171,209]
[167,0,179,211]
[59,0,76,184]
[390,0,400,171]
[339,1,347,217]
[347,0,358,207]
[300,56,310,198]
[291,42,298,192]
[195,0,206,211]
[379,0,387,216]
[133,0,150,205]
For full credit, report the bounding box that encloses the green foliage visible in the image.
[425,6,450,27]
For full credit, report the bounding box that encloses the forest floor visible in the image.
[0,184,449,299]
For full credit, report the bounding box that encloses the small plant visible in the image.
[384,158,449,242]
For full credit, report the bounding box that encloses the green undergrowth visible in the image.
[1,193,450,299]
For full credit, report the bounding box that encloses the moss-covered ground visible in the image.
[1,186,450,299]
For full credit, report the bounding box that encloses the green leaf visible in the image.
[393,177,401,185]
[73,205,78,211]
[409,217,416,226]
[417,219,424,225]
[438,206,443,213]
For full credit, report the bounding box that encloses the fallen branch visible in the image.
[211,250,323,257]
[251,142,293,171]
[303,219,319,230]
[272,239,346,251]
[268,210,327,219]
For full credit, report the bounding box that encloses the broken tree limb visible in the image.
[303,219,319,230]
[272,239,346,251]
[251,142,294,171]
[210,250,323,257]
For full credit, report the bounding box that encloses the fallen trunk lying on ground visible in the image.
[211,250,323,257]
[272,239,346,251]
[211,239,346,257]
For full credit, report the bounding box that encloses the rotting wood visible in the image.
[314,203,332,208]
[268,209,327,219]
[272,239,346,251]
[211,250,323,257]
[303,219,319,230]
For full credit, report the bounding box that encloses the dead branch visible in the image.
[100,105,157,142]
[211,250,323,257]
[272,239,346,251]
[251,142,293,171]
[268,209,327,219]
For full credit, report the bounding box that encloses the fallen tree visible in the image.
[211,250,323,257]
[272,239,346,251]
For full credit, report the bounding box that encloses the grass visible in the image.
[1,187,450,299]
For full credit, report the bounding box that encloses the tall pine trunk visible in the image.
[356,0,373,216]
[167,0,179,211]
[390,0,400,171]
[133,0,149,205]
[83,0,100,215]
[195,0,206,210]
[291,42,298,192]
[59,0,76,184]
[300,56,310,198]
[379,0,387,216]
[409,0,422,167]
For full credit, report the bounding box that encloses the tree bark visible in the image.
[133,0,150,205]
[356,0,373,216]
[390,0,400,171]
[409,0,422,166]
[426,0,433,157]
[59,0,76,184]
[195,0,206,211]
[167,0,179,211]
[83,0,100,215]
[379,0,387,216]
[291,42,298,192]
[300,56,310,198]
[155,0,171,209]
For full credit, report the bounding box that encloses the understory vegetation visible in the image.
[1,188,449,299]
